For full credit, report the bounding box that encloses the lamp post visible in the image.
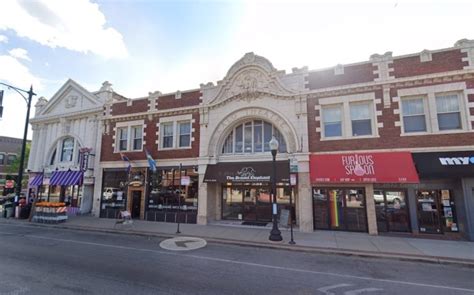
[269,136,283,242]
[0,82,36,205]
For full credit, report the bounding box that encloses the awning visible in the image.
[310,152,419,183]
[412,151,474,178]
[204,161,290,183]
[50,171,83,186]
[30,174,44,186]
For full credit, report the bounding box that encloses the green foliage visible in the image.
[6,142,31,183]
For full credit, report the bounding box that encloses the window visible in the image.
[131,126,143,150]
[322,106,342,137]
[161,123,174,148]
[50,149,56,165]
[118,127,128,151]
[60,138,74,162]
[350,103,372,136]
[178,121,191,148]
[221,120,287,154]
[0,154,4,165]
[402,98,427,133]
[436,94,461,131]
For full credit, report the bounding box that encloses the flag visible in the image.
[145,149,157,172]
[120,153,131,175]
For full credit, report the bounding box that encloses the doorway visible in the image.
[416,190,442,234]
[131,190,142,219]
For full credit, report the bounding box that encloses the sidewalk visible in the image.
[2,215,474,266]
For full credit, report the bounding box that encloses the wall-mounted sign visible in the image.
[181,176,190,186]
[412,151,474,178]
[310,152,419,183]
[203,161,290,183]
[290,174,297,186]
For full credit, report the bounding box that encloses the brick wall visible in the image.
[111,98,148,116]
[157,90,201,110]
[307,79,474,152]
[306,63,376,90]
[392,49,468,78]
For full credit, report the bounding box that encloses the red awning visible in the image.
[310,152,419,184]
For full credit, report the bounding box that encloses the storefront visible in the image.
[310,152,419,234]
[204,161,294,225]
[100,166,199,223]
[411,151,474,240]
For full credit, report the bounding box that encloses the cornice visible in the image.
[30,107,103,124]
[102,105,199,123]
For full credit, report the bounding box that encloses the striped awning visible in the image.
[30,174,44,186]
[50,171,83,186]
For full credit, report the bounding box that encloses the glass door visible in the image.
[222,187,243,220]
[344,189,367,232]
[256,188,272,222]
[243,188,257,221]
[416,190,442,234]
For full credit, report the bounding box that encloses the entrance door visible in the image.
[416,190,442,234]
[375,190,410,233]
[131,190,142,219]
[242,188,256,221]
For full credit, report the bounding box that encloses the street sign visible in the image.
[290,174,297,186]
[290,157,298,173]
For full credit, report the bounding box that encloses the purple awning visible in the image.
[30,174,44,186]
[50,171,83,186]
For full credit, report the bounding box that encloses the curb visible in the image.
[3,220,474,268]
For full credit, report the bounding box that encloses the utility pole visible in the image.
[0,82,36,203]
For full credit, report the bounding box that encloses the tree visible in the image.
[6,142,31,188]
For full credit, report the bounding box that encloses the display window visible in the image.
[222,184,294,224]
[416,189,458,234]
[146,167,198,223]
[100,170,128,219]
[374,189,411,233]
[312,187,367,232]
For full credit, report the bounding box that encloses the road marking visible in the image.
[159,237,207,251]
[318,283,352,294]
[1,225,474,293]
[344,288,383,295]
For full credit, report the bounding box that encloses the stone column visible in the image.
[365,183,378,235]
[298,171,313,232]
[197,167,208,225]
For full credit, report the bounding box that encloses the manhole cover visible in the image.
[159,237,207,251]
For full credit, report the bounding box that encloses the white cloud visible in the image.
[9,48,31,61]
[0,35,7,43]
[0,0,128,59]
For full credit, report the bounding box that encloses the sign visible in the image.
[279,209,290,228]
[181,176,190,186]
[290,174,297,186]
[310,152,419,183]
[203,161,290,183]
[412,151,474,178]
[290,157,298,173]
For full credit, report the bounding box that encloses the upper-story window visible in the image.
[320,94,376,140]
[322,106,342,137]
[0,154,4,165]
[178,121,191,148]
[159,115,193,150]
[350,102,372,136]
[436,94,461,131]
[401,98,427,133]
[115,121,143,152]
[50,149,57,165]
[61,137,74,162]
[221,120,287,154]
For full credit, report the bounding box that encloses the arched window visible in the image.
[221,120,287,154]
[60,137,75,162]
[50,148,57,165]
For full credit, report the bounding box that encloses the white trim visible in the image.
[318,92,375,105]
[113,120,145,153]
[311,145,474,154]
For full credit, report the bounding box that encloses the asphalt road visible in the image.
[1,223,474,295]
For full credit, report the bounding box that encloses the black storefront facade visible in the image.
[410,151,474,240]
[99,166,199,223]
[203,161,295,225]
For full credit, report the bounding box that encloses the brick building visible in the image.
[78,38,474,240]
[0,136,23,195]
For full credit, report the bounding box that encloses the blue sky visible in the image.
[0,0,473,139]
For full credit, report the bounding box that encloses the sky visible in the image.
[0,0,473,139]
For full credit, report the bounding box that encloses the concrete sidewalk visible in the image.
[2,216,474,266]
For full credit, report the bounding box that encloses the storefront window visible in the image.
[146,167,198,223]
[416,189,458,234]
[375,189,410,233]
[100,170,128,219]
[312,187,367,232]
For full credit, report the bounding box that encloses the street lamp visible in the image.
[0,82,36,205]
[269,135,283,242]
